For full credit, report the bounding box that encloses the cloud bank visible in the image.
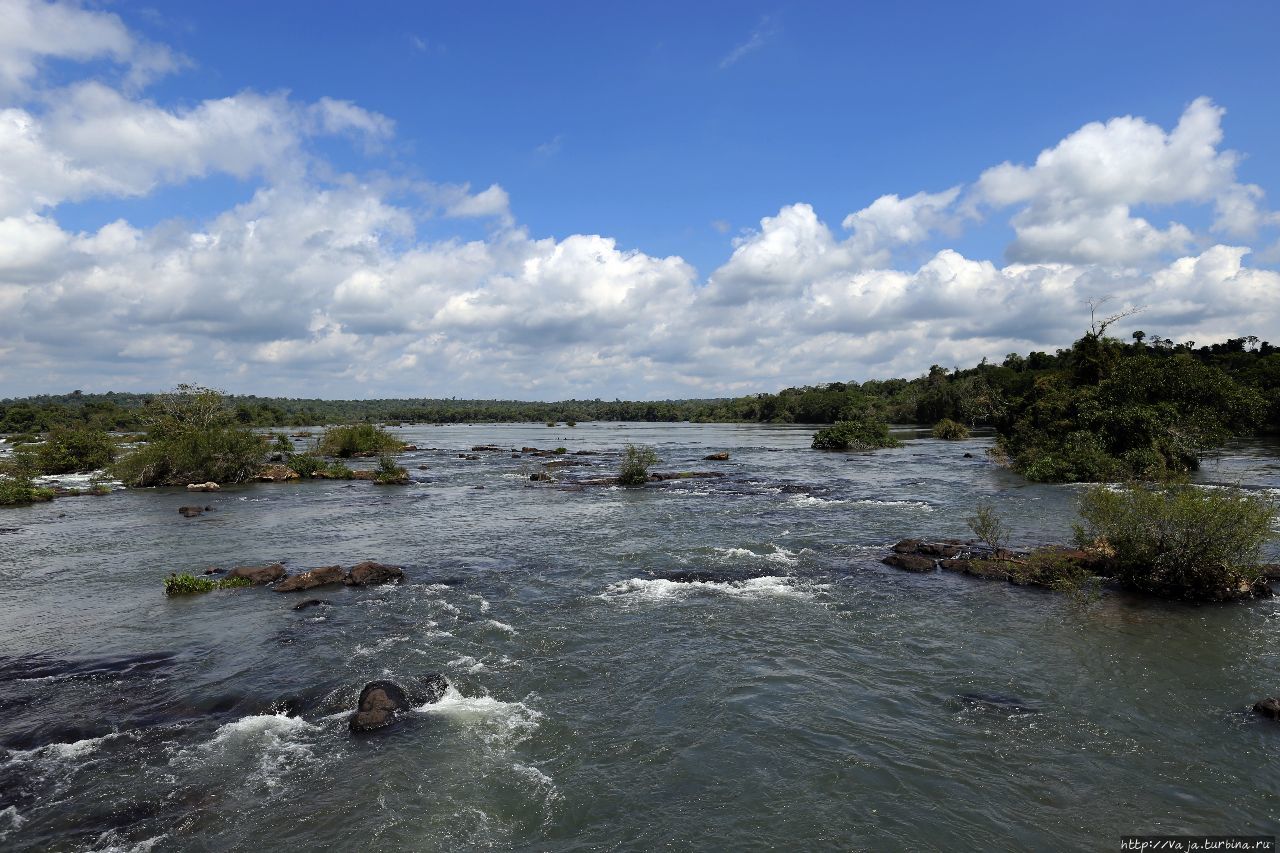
[1,0,1278,399]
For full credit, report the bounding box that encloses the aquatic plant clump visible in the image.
[373,455,410,484]
[31,425,117,474]
[163,573,252,595]
[811,414,901,451]
[315,424,405,458]
[618,444,658,486]
[1073,483,1276,600]
[931,419,970,441]
[0,475,56,506]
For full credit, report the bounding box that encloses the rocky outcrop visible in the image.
[704,452,730,461]
[1254,697,1280,720]
[654,569,762,584]
[186,482,220,492]
[226,563,286,585]
[420,672,449,704]
[882,554,937,572]
[274,566,344,592]
[349,681,411,733]
[344,561,404,587]
[648,471,726,481]
[257,465,300,482]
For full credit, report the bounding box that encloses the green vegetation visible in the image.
[1074,483,1276,600]
[111,385,266,487]
[26,425,117,474]
[618,445,658,486]
[286,452,325,478]
[324,461,355,480]
[373,455,409,484]
[163,573,253,595]
[931,418,970,441]
[966,500,1009,553]
[812,412,900,451]
[315,423,404,458]
[0,473,55,506]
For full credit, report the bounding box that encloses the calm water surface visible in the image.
[1,423,1278,852]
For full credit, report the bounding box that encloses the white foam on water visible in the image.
[86,833,167,853]
[484,619,517,634]
[712,544,799,566]
[470,594,492,613]
[415,686,543,746]
[0,805,25,841]
[599,575,821,604]
[852,498,934,511]
[448,655,488,673]
[193,713,319,791]
[6,731,122,763]
[353,635,410,657]
[788,494,849,507]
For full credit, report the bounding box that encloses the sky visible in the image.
[2,0,1280,400]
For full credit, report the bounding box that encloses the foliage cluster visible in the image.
[163,573,252,595]
[373,455,409,484]
[111,385,265,487]
[1074,483,1275,600]
[28,425,116,474]
[931,418,970,441]
[315,423,404,458]
[811,412,901,451]
[618,445,658,486]
[0,474,55,506]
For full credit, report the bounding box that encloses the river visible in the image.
[1,422,1278,851]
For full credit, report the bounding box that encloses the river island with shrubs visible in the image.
[2,326,1278,619]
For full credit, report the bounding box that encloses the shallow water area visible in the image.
[1,422,1278,851]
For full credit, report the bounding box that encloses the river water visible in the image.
[1,422,1278,852]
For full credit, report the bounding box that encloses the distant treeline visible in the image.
[3,334,1278,437]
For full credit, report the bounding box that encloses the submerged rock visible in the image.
[274,565,344,592]
[226,563,286,584]
[345,561,404,586]
[177,506,204,518]
[292,598,331,611]
[704,452,730,461]
[882,554,936,573]
[349,680,411,733]
[420,672,450,704]
[652,569,762,584]
[1253,697,1280,719]
[648,471,726,481]
[530,471,551,481]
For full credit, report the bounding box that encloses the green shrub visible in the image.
[553,447,567,455]
[163,573,252,595]
[812,413,900,451]
[315,424,404,458]
[966,500,1009,552]
[32,425,116,474]
[286,453,325,478]
[373,454,409,484]
[111,386,266,488]
[618,444,658,486]
[0,475,55,506]
[1073,483,1276,600]
[324,461,354,480]
[931,418,970,441]
[1008,549,1101,598]
[271,433,294,455]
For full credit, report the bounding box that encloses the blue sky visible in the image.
[2,1,1280,398]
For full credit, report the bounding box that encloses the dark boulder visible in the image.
[349,680,411,733]
[882,554,936,573]
[274,565,345,592]
[345,561,404,587]
[420,672,450,704]
[704,452,730,461]
[292,598,331,611]
[530,471,551,481]
[891,539,921,554]
[177,506,204,518]
[653,569,760,584]
[1253,697,1280,719]
[227,563,286,585]
[917,542,964,558]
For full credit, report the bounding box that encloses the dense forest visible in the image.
[3,332,1278,484]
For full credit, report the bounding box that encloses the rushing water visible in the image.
[1,423,1278,852]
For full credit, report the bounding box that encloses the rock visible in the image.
[292,598,331,611]
[186,482,220,492]
[401,445,418,451]
[202,567,224,575]
[882,554,936,573]
[344,561,404,587]
[257,464,300,482]
[420,672,450,704]
[647,471,726,481]
[349,680,411,733]
[963,452,974,458]
[530,472,551,481]
[1262,564,1280,580]
[472,445,504,452]
[704,452,730,461]
[274,566,345,592]
[417,464,429,470]
[226,563,286,585]
[351,470,377,481]
[917,542,964,558]
[520,447,538,453]
[654,569,760,584]
[177,506,204,518]
[891,539,921,554]
[961,560,1012,581]
[1253,697,1280,719]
